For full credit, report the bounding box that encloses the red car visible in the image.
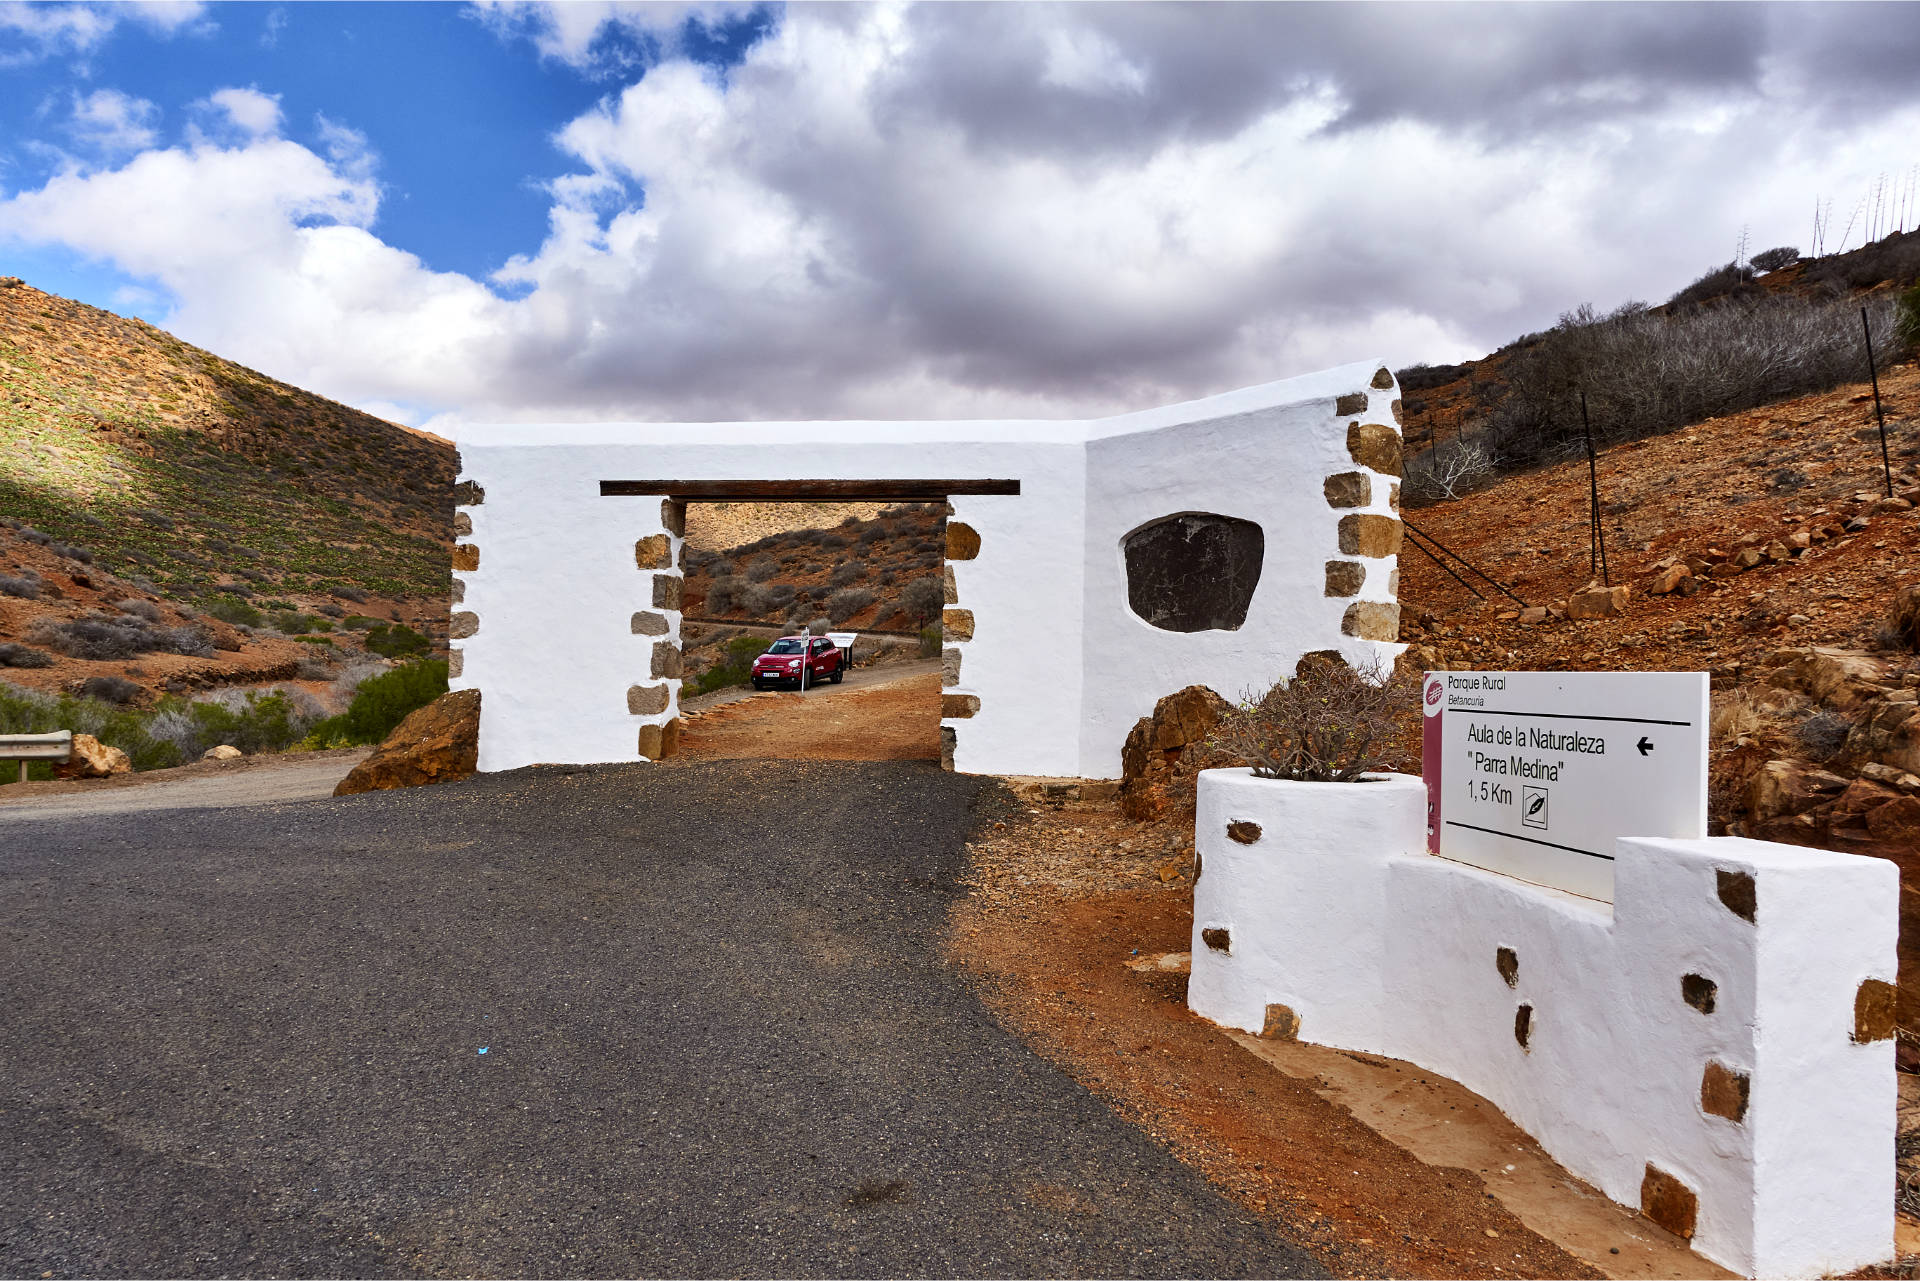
[749,635,845,690]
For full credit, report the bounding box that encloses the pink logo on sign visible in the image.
[1426,682,1443,706]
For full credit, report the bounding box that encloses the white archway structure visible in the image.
[449,358,1406,776]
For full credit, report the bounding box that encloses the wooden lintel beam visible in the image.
[599,479,1021,500]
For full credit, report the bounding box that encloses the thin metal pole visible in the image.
[1400,518,1529,608]
[1862,306,1894,498]
[1580,392,1609,587]
[1402,527,1484,600]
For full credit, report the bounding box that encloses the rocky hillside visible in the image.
[1398,355,1920,1039]
[0,276,455,603]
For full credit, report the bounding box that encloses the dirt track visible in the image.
[679,666,942,762]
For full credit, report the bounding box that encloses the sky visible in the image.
[2,1,1919,435]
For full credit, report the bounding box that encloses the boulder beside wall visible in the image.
[334,689,481,797]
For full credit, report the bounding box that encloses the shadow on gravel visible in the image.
[0,759,1323,1278]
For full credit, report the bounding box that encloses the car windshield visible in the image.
[766,639,802,654]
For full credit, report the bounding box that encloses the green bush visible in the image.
[363,623,429,658]
[205,597,265,628]
[688,635,771,696]
[303,659,448,747]
[918,623,942,657]
[0,681,326,781]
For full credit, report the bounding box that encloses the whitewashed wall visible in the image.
[1189,768,1897,1279]
[450,359,1404,777]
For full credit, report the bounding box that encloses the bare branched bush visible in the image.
[0,575,40,599]
[26,615,213,660]
[1797,709,1853,761]
[1405,438,1496,504]
[898,577,944,623]
[745,554,780,582]
[826,587,874,624]
[1207,654,1418,782]
[705,575,740,615]
[0,643,54,668]
[829,561,866,588]
[1481,292,1907,468]
[115,598,162,623]
[1749,246,1800,274]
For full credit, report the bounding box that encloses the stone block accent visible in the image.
[946,522,981,561]
[634,535,672,570]
[1390,398,1403,424]
[454,480,484,506]
[651,640,683,680]
[1682,973,1717,1013]
[1342,600,1401,641]
[1640,1164,1697,1239]
[1387,568,1400,596]
[1324,471,1372,508]
[1201,927,1231,953]
[1370,366,1395,390]
[1324,560,1365,597]
[942,647,961,688]
[1514,1003,1533,1050]
[1338,513,1402,558]
[1261,1003,1300,1041]
[448,649,463,679]
[1335,391,1368,416]
[637,717,683,760]
[941,725,956,771]
[452,578,464,604]
[942,693,981,719]
[943,565,957,605]
[661,499,686,537]
[652,574,684,611]
[452,544,480,572]
[449,611,479,640]
[1855,978,1897,1042]
[631,611,669,637]
[627,683,670,716]
[1388,481,1401,511]
[1716,868,1757,922]
[1227,820,1262,845]
[943,608,975,641]
[1700,1061,1750,1122]
[454,511,472,537]
[1496,946,1519,988]
[1346,421,1403,475]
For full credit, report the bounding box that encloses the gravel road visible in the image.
[0,759,1321,1278]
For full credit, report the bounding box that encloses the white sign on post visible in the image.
[1422,671,1709,902]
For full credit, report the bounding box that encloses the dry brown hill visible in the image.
[0,276,454,604]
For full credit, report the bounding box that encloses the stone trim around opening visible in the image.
[1329,372,1404,644]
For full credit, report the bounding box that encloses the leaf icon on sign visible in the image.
[1526,794,1546,818]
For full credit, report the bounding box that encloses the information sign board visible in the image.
[1422,671,1708,902]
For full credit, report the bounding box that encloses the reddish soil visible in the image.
[677,671,942,762]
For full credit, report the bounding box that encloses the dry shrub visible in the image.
[1710,688,1770,746]
[1208,653,1418,782]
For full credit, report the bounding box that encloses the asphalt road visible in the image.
[0,759,1322,1278]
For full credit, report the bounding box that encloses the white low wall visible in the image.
[449,360,1407,777]
[1188,767,1897,1279]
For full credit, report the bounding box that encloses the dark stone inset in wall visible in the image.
[1716,868,1757,922]
[1682,973,1717,1013]
[1514,1003,1533,1050]
[1123,513,1264,633]
[1201,927,1232,953]
[1496,946,1519,988]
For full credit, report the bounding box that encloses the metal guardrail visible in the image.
[0,731,72,784]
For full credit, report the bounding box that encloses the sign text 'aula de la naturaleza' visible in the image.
[1422,670,1709,902]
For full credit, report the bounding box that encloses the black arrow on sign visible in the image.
[1637,736,1654,756]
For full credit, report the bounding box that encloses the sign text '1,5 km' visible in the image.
[1422,670,1709,902]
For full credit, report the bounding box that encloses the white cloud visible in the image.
[204,86,283,137]
[468,0,760,72]
[0,1,208,65]
[3,4,1919,431]
[68,88,160,154]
